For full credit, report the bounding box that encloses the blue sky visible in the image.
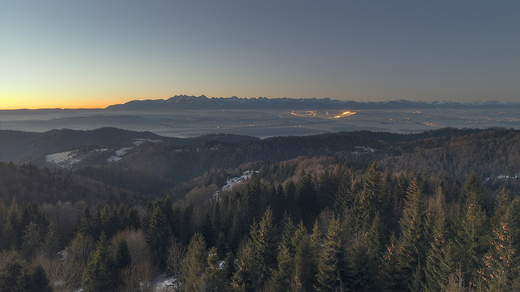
[1,0,519,109]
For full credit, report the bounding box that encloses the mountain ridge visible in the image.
[106,95,520,110]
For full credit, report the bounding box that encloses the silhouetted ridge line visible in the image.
[106,95,520,110]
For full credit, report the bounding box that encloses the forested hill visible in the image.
[0,127,259,163]
[107,128,519,184]
[0,127,520,291]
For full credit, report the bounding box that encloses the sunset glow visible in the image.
[1,1,519,110]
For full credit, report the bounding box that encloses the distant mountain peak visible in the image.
[106,96,519,110]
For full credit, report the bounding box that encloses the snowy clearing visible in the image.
[214,170,259,200]
[222,170,259,192]
[45,151,81,167]
[133,138,162,146]
[115,147,133,156]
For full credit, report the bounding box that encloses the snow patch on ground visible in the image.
[133,138,163,146]
[45,151,81,167]
[147,274,177,291]
[107,156,122,162]
[222,170,259,192]
[91,148,108,153]
[486,174,518,181]
[214,170,259,200]
[108,138,162,162]
[115,147,133,156]
[352,146,377,155]
[108,147,133,162]
[355,146,377,152]
[54,275,177,292]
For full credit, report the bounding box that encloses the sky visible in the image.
[1,0,519,109]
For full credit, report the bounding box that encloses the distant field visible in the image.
[1,107,519,138]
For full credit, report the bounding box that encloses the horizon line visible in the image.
[1,96,518,111]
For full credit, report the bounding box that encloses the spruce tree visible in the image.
[359,161,388,232]
[205,246,225,291]
[456,174,489,287]
[3,198,20,250]
[21,221,42,260]
[146,205,170,269]
[333,169,354,218]
[43,221,61,259]
[479,189,519,291]
[269,242,294,292]
[76,205,92,238]
[115,239,132,271]
[201,213,214,247]
[82,232,116,292]
[347,213,384,291]
[0,259,23,292]
[397,178,427,291]
[424,212,456,292]
[19,264,52,292]
[180,233,207,292]
[233,208,278,291]
[295,171,318,228]
[253,208,278,286]
[232,240,255,292]
[317,215,346,291]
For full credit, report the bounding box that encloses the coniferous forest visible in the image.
[0,128,520,291]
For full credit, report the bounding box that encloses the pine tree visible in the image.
[380,233,403,291]
[123,207,140,231]
[91,204,102,240]
[82,232,117,292]
[359,161,388,232]
[479,189,519,291]
[456,174,489,287]
[146,205,170,269]
[201,213,215,247]
[253,208,278,287]
[115,239,132,271]
[3,198,20,250]
[272,184,286,223]
[292,229,318,292]
[296,171,318,228]
[100,205,112,238]
[0,198,6,238]
[280,213,296,249]
[318,169,337,211]
[424,212,456,292]
[19,264,52,292]
[232,241,255,292]
[233,208,278,291]
[65,233,95,288]
[397,178,427,291]
[212,201,222,236]
[333,169,354,218]
[347,213,384,291]
[82,250,109,292]
[205,246,225,291]
[20,221,42,260]
[0,259,23,292]
[76,205,93,238]
[181,202,194,245]
[317,215,346,291]
[284,180,298,221]
[180,233,207,292]
[269,242,294,292]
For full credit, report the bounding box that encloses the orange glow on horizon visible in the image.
[0,96,133,110]
[0,100,112,110]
